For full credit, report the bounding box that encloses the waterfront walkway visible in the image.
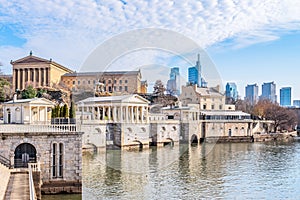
[4,171,30,200]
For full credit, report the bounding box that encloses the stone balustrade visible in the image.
[0,124,77,133]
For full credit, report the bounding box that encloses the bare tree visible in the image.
[153,80,166,96]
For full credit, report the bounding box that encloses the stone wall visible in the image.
[150,120,180,146]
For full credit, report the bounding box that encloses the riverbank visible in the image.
[253,132,297,142]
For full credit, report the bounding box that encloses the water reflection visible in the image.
[80,142,300,200]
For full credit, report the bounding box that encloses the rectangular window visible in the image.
[73,81,75,85]
[52,143,57,178]
[125,80,128,83]
[119,86,122,91]
[211,105,215,110]
[108,80,111,84]
[125,86,128,92]
[114,80,117,84]
[78,81,80,85]
[119,80,122,84]
[88,80,90,84]
[108,86,112,92]
[114,86,117,91]
[58,143,63,177]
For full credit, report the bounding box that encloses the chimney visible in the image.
[13,93,17,102]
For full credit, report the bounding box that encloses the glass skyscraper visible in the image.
[261,81,277,103]
[225,82,238,102]
[167,67,180,96]
[245,84,258,105]
[280,87,291,106]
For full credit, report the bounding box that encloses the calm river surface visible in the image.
[43,140,300,200]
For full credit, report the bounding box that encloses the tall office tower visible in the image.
[261,81,277,103]
[280,87,292,106]
[167,67,180,96]
[245,84,259,105]
[225,82,238,102]
[188,54,207,87]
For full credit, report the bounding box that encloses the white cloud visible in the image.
[0,0,300,74]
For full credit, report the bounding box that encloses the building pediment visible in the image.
[11,55,50,65]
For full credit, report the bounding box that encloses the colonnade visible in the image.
[78,105,149,123]
[13,68,49,90]
[29,105,51,124]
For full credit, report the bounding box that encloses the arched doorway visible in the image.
[164,138,174,147]
[14,143,37,168]
[6,108,11,124]
[191,134,198,145]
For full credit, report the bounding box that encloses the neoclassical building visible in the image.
[61,70,148,94]
[2,96,54,124]
[11,52,73,91]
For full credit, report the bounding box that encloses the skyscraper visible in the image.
[167,67,180,96]
[280,87,291,106]
[225,82,238,102]
[188,67,198,85]
[245,84,258,105]
[261,81,277,103]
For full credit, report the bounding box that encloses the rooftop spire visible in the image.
[29,51,32,56]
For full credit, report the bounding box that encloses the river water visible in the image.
[43,140,300,200]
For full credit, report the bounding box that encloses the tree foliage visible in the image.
[153,80,166,96]
[235,99,297,132]
[69,101,76,118]
[21,85,37,99]
[0,78,12,102]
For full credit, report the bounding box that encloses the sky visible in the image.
[1,0,300,100]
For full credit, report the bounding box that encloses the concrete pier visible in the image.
[4,171,30,200]
[0,164,11,200]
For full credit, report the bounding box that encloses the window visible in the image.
[119,86,122,91]
[219,105,223,110]
[52,143,57,178]
[203,104,207,110]
[58,143,63,177]
[73,81,75,85]
[93,80,96,84]
[78,80,80,85]
[88,80,90,84]
[125,86,128,92]
[114,80,117,84]
[108,86,112,92]
[108,80,111,84]
[52,143,64,178]
[125,80,128,83]
[119,80,122,84]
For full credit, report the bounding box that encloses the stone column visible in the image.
[45,106,48,122]
[39,68,42,86]
[113,106,117,122]
[97,107,100,120]
[13,69,16,91]
[22,69,25,89]
[37,106,40,122]
[29,105,32,124]
[141,106,144,123]
[44,68,47,86]
[131,106,134,123]
[126,106,129,123]
[108,107,111,121]
[102,106,105,121]
[18,69,21,90]
[136,106,139,123]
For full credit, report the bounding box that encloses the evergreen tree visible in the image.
[62,104,69,118]
[69,101,75,119]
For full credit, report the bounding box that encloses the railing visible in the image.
[28,163,38,200]
[0,124,77,133]
[0,154,11,168]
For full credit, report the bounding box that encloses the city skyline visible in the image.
[1,1,300,98]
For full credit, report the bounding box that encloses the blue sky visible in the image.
[1,0,300,100]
